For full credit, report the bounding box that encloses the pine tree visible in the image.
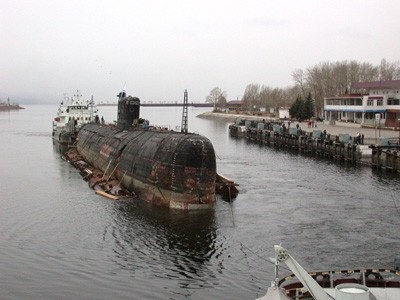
[289,96,304,121]
[304,92,315,120]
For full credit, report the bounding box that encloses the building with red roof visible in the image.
[324,80,400,128]
[225,100,243,112]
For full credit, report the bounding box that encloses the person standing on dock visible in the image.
[356,132,360,144]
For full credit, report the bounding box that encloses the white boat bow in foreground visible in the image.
[257,245,400,300]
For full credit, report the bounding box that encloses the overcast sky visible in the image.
[1,0,400,104]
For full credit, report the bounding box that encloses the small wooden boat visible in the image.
[215,173,239,201]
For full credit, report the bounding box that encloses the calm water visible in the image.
[1,105,399,300]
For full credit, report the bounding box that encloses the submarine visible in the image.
[75,90,217,209]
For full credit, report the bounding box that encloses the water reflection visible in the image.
[108,200,223,290]
[371,168,400,183]
[3,105,400,299]
[53,141,225,292]
[52,143,70,155]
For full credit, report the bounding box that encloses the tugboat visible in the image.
[52,91,98,145]
[257,245,400,300]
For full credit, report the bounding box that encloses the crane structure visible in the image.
[181,89,188,133]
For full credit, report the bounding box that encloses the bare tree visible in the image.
[206,87,227,108]
[294,59,400,115]
[257,85,297,110]
[379,58,400,80]
[236,59,400,117]
[259,85,272,108]
[357,62,378,83]
[292,69,308,99]
[331,61,348,95]
[306,65,324,115]
[242,83,260,112]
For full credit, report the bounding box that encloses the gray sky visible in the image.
[1,0,399,104]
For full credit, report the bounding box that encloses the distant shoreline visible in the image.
[0,105,24,111]
[98,103,214,107]
[197,111,271,122]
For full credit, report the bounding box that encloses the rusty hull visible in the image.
[76,124,216,209]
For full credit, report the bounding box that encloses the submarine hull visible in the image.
[76,124,216,209]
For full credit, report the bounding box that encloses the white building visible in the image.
[278,107,290,119]
[324,80,400,128]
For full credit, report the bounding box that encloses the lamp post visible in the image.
[375,113,380,142]
[379,116,381,138]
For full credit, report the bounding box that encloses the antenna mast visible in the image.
[90,95,94,122]
[181,89,188,133]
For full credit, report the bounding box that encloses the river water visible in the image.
[1,105,399,300]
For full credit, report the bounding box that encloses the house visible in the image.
[323,80,400,128]
[225,100,243,112]
[278,107,290,120]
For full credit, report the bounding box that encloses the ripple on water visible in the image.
[1,107,400,299]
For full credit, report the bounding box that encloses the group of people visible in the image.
[307,120,317,128]
[94,115,105,125]
[355,132,364,144]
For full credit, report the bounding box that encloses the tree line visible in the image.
[206,58,400,118]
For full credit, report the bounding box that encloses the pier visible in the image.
[98,102,213,107]
[228,118,400,174]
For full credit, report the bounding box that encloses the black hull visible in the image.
[76,124,216,209]
[52,128,77,146]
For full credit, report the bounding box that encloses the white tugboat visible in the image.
[52,91,98,145]
[257,245,400,300]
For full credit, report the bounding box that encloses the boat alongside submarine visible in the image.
[62,89,236,209]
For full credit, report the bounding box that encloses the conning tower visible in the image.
[117,89,140,131]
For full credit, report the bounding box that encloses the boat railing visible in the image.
[279,268,400,299]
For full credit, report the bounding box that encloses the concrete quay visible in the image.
[199,112,400,172]
[198,111,400,142]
